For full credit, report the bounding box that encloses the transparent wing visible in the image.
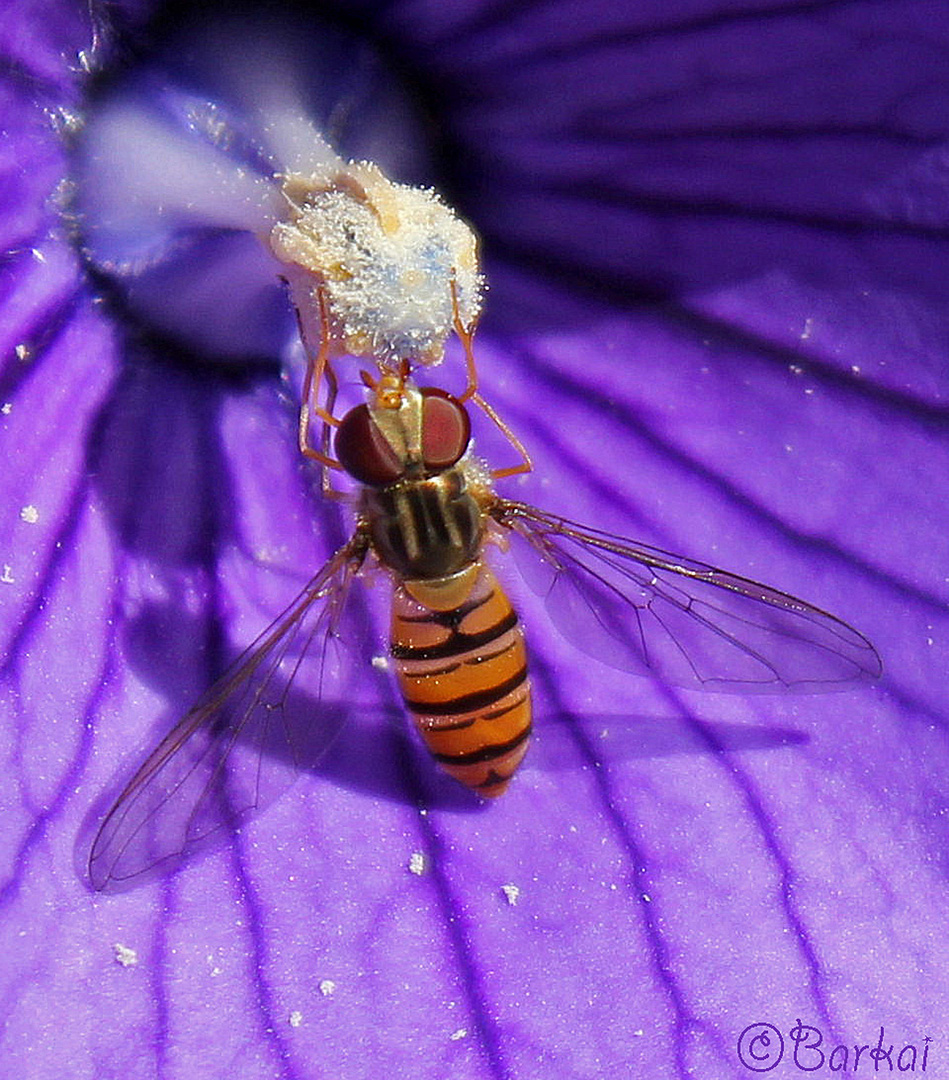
[494,501,881,691]
[89,538,368,891]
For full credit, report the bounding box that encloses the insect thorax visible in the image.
[360,468,485,580]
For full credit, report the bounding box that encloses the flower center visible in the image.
[72,7,436,363]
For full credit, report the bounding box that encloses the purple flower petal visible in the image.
[1,1,946,1078]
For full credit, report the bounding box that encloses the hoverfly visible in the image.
[88,284,881,891]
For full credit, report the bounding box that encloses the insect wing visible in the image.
[89,542,365,891]
[495,501,881,691]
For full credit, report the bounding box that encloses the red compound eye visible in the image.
[421,388,470,472]
[335,404,404,487]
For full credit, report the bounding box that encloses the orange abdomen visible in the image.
[391,565,531,797]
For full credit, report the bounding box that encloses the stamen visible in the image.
[270,160,483,368]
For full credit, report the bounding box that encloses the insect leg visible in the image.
[449,279,533,480]
[318,356,350,501]
[450,278,481,404]
[473,392,533,479]
[296,282,345,476]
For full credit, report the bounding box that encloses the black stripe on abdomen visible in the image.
[402,664,528,717]
[391,609,518,662]
[431,724,532,766]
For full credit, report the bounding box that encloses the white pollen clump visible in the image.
[500,884,520,906]
[408,851,426,876]
[270,161,482,366]
[19,506,39,524]
[112,943,138,968]
[319,979,336,997]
